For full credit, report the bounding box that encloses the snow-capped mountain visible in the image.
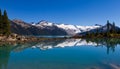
[32,20,100,35]
[78,22,120,35]
[11,19,119,36]
[11,19,67,35]
[32,20,55,27]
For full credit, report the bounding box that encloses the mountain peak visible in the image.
[12,19,25,23]
[34,20,54,26]
[37,20,48,24]
[95,24,102,26]
[13,19,119,36]
[31,20,100,35]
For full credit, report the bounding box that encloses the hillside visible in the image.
[75,21,120,38]
[10,19,67,35]
[10,19,100,36]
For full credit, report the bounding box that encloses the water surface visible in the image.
[0,38,120,69]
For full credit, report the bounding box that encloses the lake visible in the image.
[0,38,120,69]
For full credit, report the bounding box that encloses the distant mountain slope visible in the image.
[10,19,67,35]
[32,20,100,35]
[11,19,117,36]
[78,23,120,35]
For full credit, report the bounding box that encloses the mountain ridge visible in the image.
[10,19,120,36]
[31,20,100,35]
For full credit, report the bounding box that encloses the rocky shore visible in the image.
[0,33,70,44]
[0,34,42,42]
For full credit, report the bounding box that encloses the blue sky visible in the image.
[0,0,120,26]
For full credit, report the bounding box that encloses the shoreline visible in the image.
[0,33,120,44]
[0,34,70,45]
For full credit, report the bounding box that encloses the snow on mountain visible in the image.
[56,24,81,35]
[11,19,120,36]
[81,23,120,34]
[33,20,54,27]
[31,22,36,25]
[32,20,100,35]
[77,25,100,32]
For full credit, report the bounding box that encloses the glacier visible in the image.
[32,20,100,35]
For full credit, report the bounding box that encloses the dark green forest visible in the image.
[0,9,11,35]
[83,20,120,38]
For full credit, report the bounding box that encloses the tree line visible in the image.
[0,9,11,35]
[84,20,120,38]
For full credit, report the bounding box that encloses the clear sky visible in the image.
[0,0,120,26]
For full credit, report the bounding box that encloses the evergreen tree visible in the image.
[96,28,99,35]
[106,20,110,37]
[112,22,116,33]
[2,10,11,35]
[0,9,2,34]
[107,20,110,31]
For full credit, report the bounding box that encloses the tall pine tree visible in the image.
[112,22,116,33]
[107,20,110,31]
[0,9,2,34]
[2,10,11,35]
[106,20,110,37]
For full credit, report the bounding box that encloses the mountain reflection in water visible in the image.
[0,38,120,69]
[30,38,120,54]
[1,38,120,53]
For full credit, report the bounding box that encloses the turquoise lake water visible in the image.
[0,38,120,69]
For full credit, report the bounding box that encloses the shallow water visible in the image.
[0,38,120,69]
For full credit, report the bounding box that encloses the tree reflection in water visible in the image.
[0,38,120,69]
[0,44,12,69]
[85,38,120,54]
